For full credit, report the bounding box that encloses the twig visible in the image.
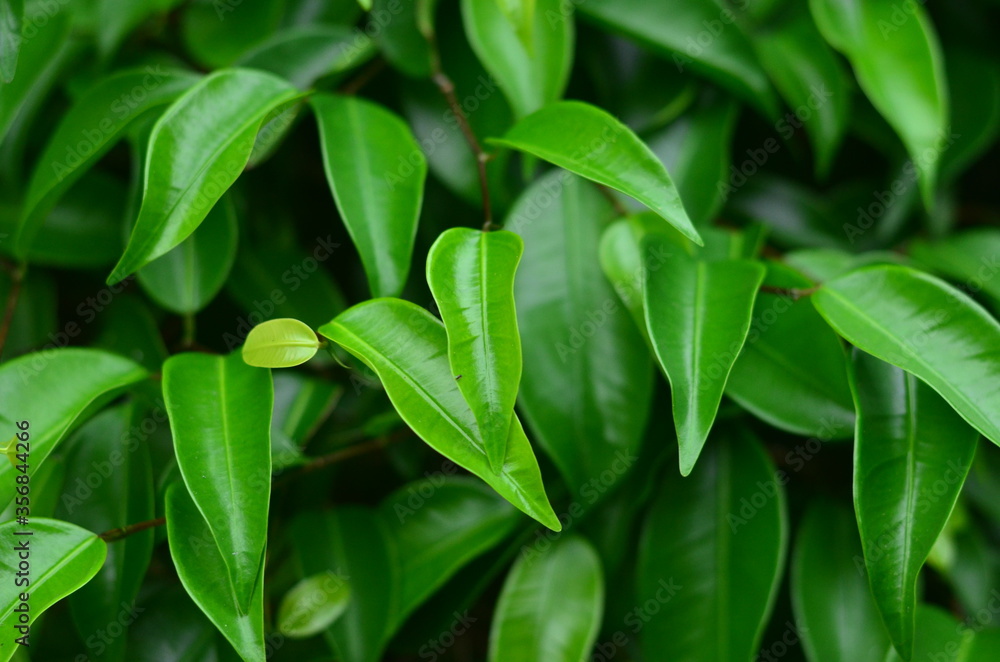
[99,517,166,542]
[597,185,629,216]
[0,263,26,356]
[338,58,386,96]
[298,428,410,476]
[759,284,820,300]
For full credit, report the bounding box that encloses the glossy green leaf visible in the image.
[371,0,432,77]
[242,317,321,368]
[509,172,653,494]
[809,0,948,206]
[0,518,107,659]
[792,500,892,662]
[812,265,1000,448]
[0,349,148,507]
[851,350,978,660]
[236,24,377,90]
[636,430,787,662]
[312,93,426,298]
[137,194,238,314]
[290,508,399,662]
[883,605,974,662]
[271,371,342,447]
[728,175,849,251]
[427,227,524,472]
[492,101,702,245]
[726,261,855,438]
[495,0,534,50]
[164,483,266,662]
[277,573,351,639]
[910,228,1000,311]
[17,68,200,254]
[318,298,560,530]
[597,217,655,340]
[488,535,604,662]
[380,476,521,628]
[58,405,155,662]
[162,351,273,612]
[107,69,300,284]
[461,0,573,118]
[642,234,765,475]
[0,454,63,522]
[0,0,22,82]
[180,0,282,68]
[577,0,778,116]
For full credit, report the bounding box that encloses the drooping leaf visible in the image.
[57,405,155,662]
[726,261,855,438]
[164,483,266,662]
[162,350,273,612]
[577,0,778,116]
[17,68,201,254]
[636,429,787,662]
[318,298,560,530]
[107,69,300,284]
[461,0,573,118]
[137,193,238,314]
[491,101,702,245]
[0,349,148,507]
[290,508,399,662]
[509,172,653,495]
[488,535,604,662]
[379,476,521,628]
[791,500,892,662]
[277,573,351,639]
[809,0,948,206]
[0,518,107,660]
[812,265,1000,448]
[0,0,23,82]
[427,227,524,472]
[312,93,426,298]
[242,317,322,368]
[642,234,765,475]
[236,24,377,89]
[850,350,978,660]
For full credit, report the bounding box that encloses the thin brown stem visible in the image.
[597,185,629,217]
[99,516,166,542]
[759,284,820,301]
[0,263,26,356]
[298,428,410,476]
[338,58,386,96]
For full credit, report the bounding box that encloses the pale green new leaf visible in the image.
[491,101,702,245]
[277,573,351,639]
[107,68,300,284]
[318,298,560,530]
[812,265,1000,448]
[427,227,524,473]
[0,519,107,661]
[313,93,426,298]
[851,350,978,661]
[642,234,765,475]
[163,351,273,612]
[243,318,322,368]
[0,0,23,82]
[488,535,604,662]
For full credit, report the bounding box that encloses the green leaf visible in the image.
[236,24,377,90]
[808,0,948,206]
[380,476,521,628]
[371,0,432,77]
[57,405,155,662]
[0,518,106,659]
[180,0,283,68]
[290,508,399,662]
[812,265,1000,448]
[939,49,1000,182]
[164,483,266,662]
[0,0,22,82]
[242,317,321,368]
[312,93,426,298]
[271,371,342,447]
[0,349,148,508]
[488,535,604,662]
[910,228,1000,311]
[318,298,561,531]
[791,500,892,662]
[93,294,168,372]
[16,68,200,254]
[883,605,974,662]
[95,0,181,59]
[0,268,55,361]
[107,69,300,284]
[726,261,855,438]
[577,0,778,116]
[137,193,238,314]
[850,350,978,660]
[125,584,227,662]
[277,572,351,639]
[427,227,524,473]
[162,351,273,612]
[509,172,653,494]
[461,0,573,118]
[491,101,702,245]
[642,234,765,475]
[597,217,655,340]
[637,430,787,662]
[495,0,535,51]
